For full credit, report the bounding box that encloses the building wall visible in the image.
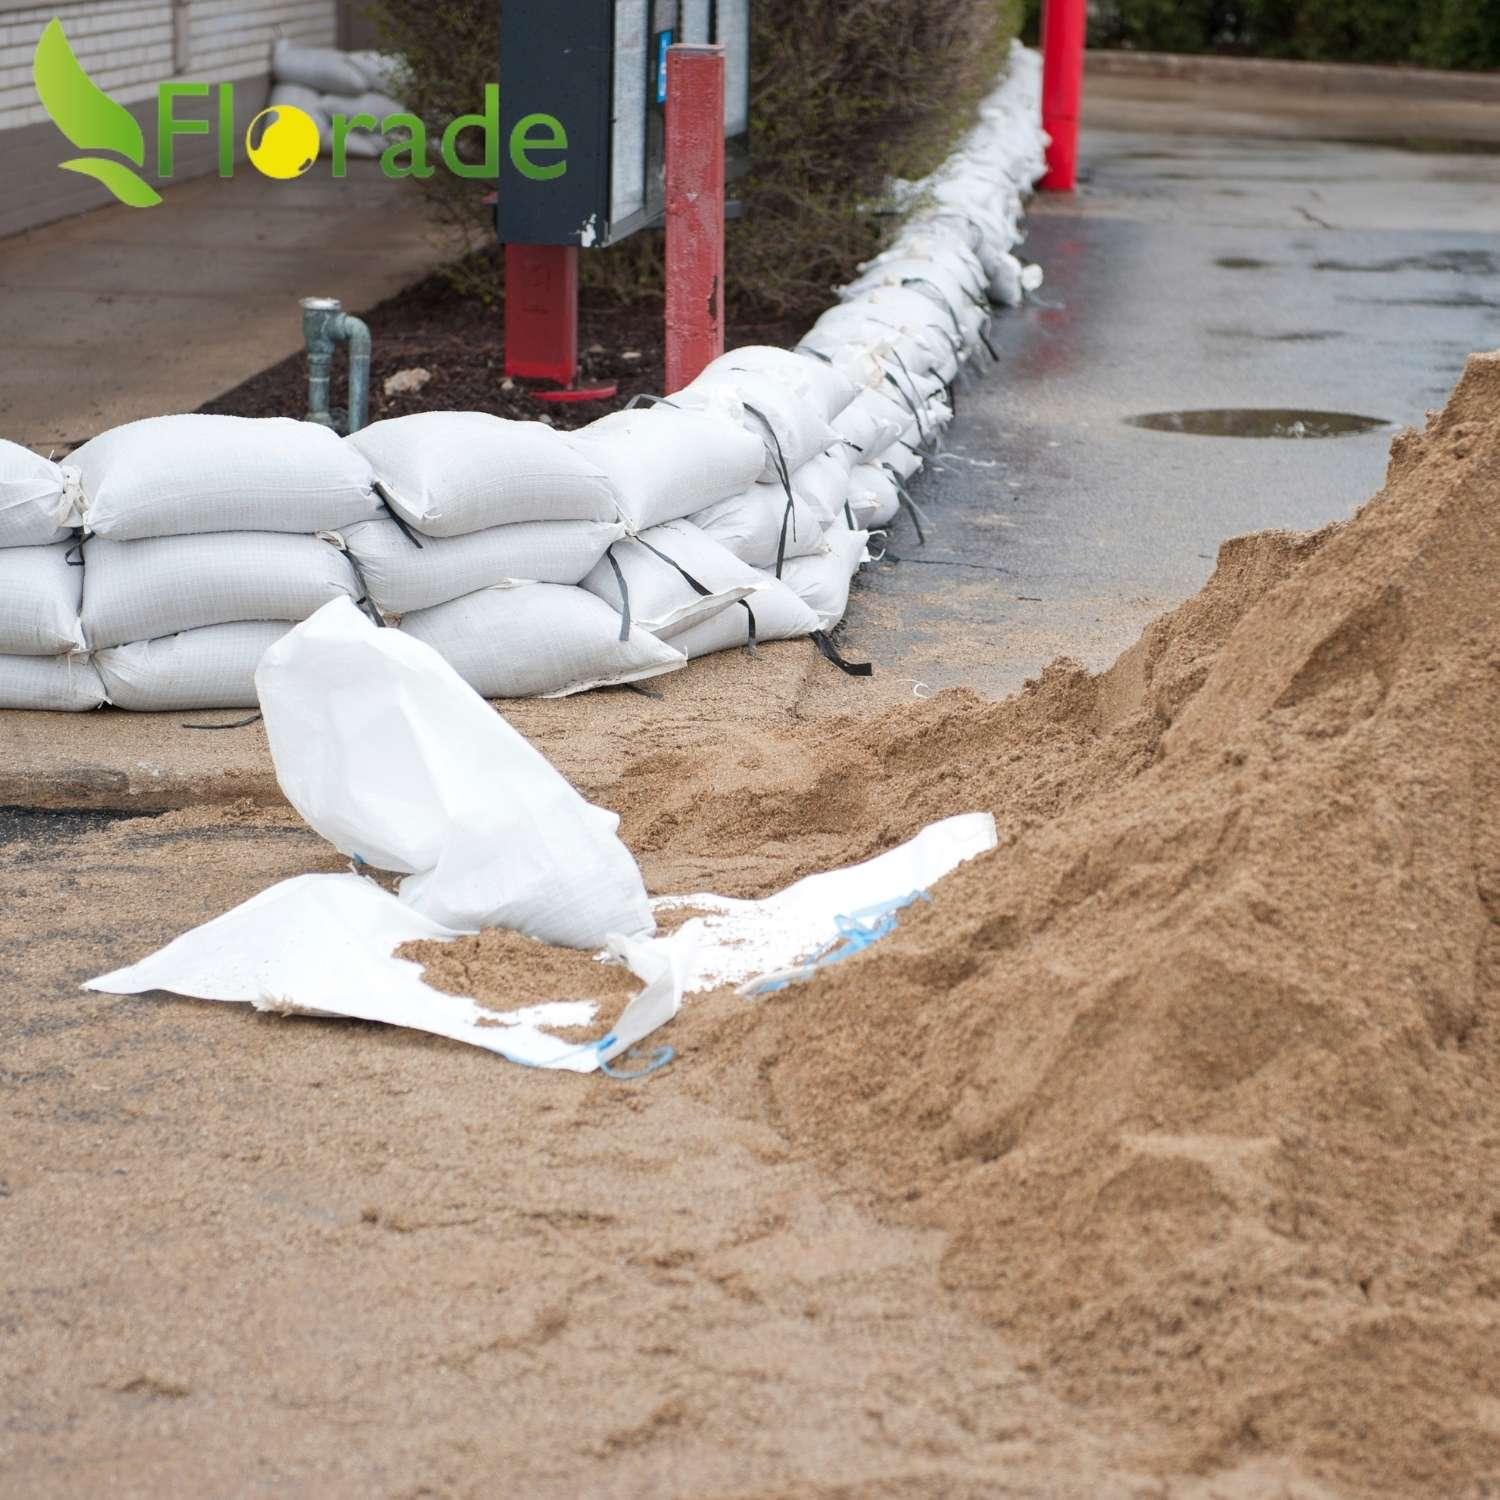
[0,0,339,238]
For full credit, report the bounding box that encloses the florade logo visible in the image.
[32,18,569,209]
[33,19,162,207]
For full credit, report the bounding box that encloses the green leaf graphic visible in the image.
[34,18,144,166]
[58,157,162,208]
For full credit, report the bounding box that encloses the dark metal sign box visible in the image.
[498,0,749,249]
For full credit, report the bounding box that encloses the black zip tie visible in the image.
[603,544,632,641]
[373,480,423,549]
[810,630,872,677]
[181,712,262,731]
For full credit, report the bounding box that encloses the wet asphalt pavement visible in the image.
[852,119,1500,697]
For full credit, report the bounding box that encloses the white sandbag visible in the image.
[831,387,908,462]
[562,404,765,533]
[256,597,655,948]
[689,346,858,422]
[790,449,856,528]
[347,49,404,95]
[73,415,380,541]
[781,525,870,630]
[677,368,839,481]
[318,89,404,121]
[802,306,945,381]
[398,583,685,699]
[333,516,626,616]
[884,442,923,482]
[850,464,900,529]
[668,577,821,660]
[0,439,80,548]
[272,37,369,96]
[314,90,403,158]
[579,519,764,637]
[82,532,361,651]
[0,542,84,655]
[96,621,290,711]
[267,83,333,150]
[347,412,618,536]
[0,652,104,711]
[690,481,828,571]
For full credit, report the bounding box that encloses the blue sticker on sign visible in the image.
[656,29,673,104]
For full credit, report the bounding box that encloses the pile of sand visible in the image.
[691,355,1500,1495]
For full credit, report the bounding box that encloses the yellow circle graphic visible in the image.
[245,105,320,180]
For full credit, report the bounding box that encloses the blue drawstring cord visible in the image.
[740,889,932,996]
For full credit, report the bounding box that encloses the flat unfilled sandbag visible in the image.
[73,415,380,541]
[82,532,362,651]
[397,583,685,698]
[0,542,83,655]
[0,439,80,548]
[347,412,620,536]
[333,516,626,616]
[96,621,291,711]
[0,653,104,711]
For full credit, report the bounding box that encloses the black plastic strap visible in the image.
[64,541,84,567]
[603,545,632,640]
[893,475,930,545]
[795,344,833,364]
[634,535,713,596]
[740,599,758,656]
[625,392,682,410]
[181,712,263,731]
[902,277,965,343]
[742,402,798,578]
[372,480,423,549]
[810,630,872,677]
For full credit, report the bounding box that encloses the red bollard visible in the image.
[505,243,579,386]
[1040,0,1086,192]
[664,44,726,392]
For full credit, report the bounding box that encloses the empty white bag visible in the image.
[73,415,381,541]
[397,582,686,698]
[347,412,619,536]
[96,621,291,710]
[82,532,362,650]
[0,542,84,655]
[255,597,656,947]
[0,440,80,548]
[333,516,627,616]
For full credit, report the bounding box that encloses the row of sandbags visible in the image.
[267,38,405,161]
[0,45,1048,714]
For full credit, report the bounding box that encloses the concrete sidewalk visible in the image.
[0,164,455,453]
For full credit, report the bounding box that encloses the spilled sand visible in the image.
[4,357,1500,1495]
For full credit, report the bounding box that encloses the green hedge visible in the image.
[1030,0,1500,70]
[372,0,1022,320]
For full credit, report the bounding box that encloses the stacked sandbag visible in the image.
[345,412,687,697]
[0,440,101,710]
[269,39,405,160]
[73,415,382,710]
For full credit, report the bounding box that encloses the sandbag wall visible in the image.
[0,45,1045,714]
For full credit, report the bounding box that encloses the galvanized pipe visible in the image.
[301,295,371,434]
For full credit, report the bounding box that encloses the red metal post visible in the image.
[1040,0,1086,192]
[504,242,579,386]
[664,44,726,393]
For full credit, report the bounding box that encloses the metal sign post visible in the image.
[664,45,725,391]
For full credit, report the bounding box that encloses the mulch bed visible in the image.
[200,259,806,432]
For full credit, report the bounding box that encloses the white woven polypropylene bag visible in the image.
[579,519,765,638]
[272,36,369,95]
[346,412,620,536]
[831,388,908,463]
[0,653,104,711]
[0,542,84,655]
[689,481,829,572]
[73,416,381,541]
[0,439,80,548]
[676,367,840,482]
[562,404,765,534]
[82,532,362,651]
[96,621,291,711]
[849,464,900,529]
[781,523,870,630]
[668,576,821,660]
[332,516,627,616]
[687,346,859,422]
[397,583,686,699]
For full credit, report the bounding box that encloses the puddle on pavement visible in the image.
[1206,325,1343,343]
[1125,409,1390,439]
[1215,256,1274,270]
[1313,250,1500,275]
